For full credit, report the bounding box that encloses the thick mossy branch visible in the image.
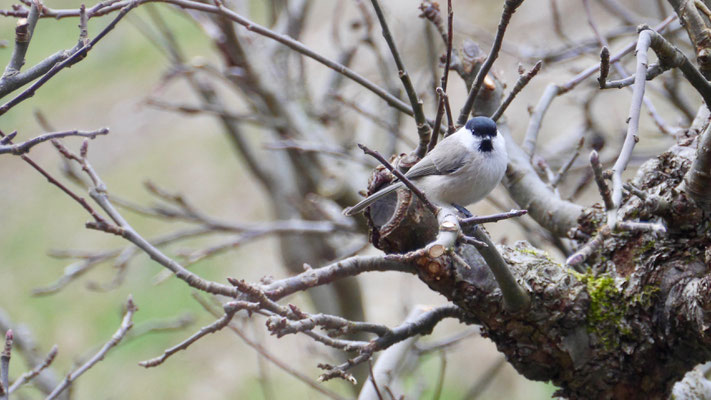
[375,139,711,399]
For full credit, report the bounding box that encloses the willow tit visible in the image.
[343,116,508,216]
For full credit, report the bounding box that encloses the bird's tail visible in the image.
[342,183,403,216]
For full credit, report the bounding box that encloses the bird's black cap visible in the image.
[465,116,497,137]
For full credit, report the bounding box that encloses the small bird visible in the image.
[343,116,508,216]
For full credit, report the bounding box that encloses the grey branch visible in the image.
[369,0,431,158]
[8,345,58,394]
[2,1,39,77]
[319,305,463,383]
[0,3,137,116]
[681,122,711,209]
[262,255,413,301]
[45,296,136,400]
[0,330,12,400]
[503,128,584,237]
[457,0,525,125]
[0,128,108,155]
[491,60,542,122]
[521,15,676,157]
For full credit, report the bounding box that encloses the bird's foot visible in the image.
[451,203,473,218]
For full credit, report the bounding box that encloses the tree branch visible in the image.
[369,0,431,158]
[45,296,136,400]
[457,0,525,125]
[0,128,108,155]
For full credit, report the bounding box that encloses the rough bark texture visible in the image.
[364,138,711,399]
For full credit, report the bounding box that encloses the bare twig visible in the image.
[681,122,711,209]
[45,296,136,400]
[369,0,431,158]
[598,46,610,88]
[590,150,614,211]
[491,60,542,122]
[262,255,413,301]
[457,0,525,125]
[357,144,440,215]
[0,130,109,225]
[466,225,531,312]
[0,330,12,400]
[550,137,585,188]
[125,314,195,342]
[521,15,676,156]
[624,183,669,214]
[459,210,528,225]
[8,345,58,394]
[192,295,347,400]
[36,227,213,295]
[138,304,241,368]
[0,3,137,116]
[0,128,108,155]
[267,311,388,338]
[358,307,432,400]
[0,311,63,399]
[616,221,667,233]
[320,305,463,383]
[2,1,39,77]
[428,88,448,152]
[49,139,238,297]
[566,226,610,268]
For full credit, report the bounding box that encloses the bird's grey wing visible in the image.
[405,142,469,179]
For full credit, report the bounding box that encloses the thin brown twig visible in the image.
[138,305,240,368]
[369,0,431,158]
[432,350,447,400]
[457,0,525,126]
[442,0,453,93]
[357,144,440,215]
[49,138,238,296]
[367,360,385,400]
[0,128,108,155]
[463,357,507,400]
[0,3,137,116]
[427,88,447,152]
[590,150,613,211]
[521,15,676,157]
[550,136,585,188]
[0,130,109,225]
[465,225,531,311]
[318,305,463,382]
[597,46,610,88]
[491,60,542,122]
[2,0,39,77]
[0,330,12,400]
[609,28,653,227]
[262,254,413,301]
[192,294,347,400]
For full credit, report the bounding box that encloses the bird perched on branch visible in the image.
[343,116,508,216]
